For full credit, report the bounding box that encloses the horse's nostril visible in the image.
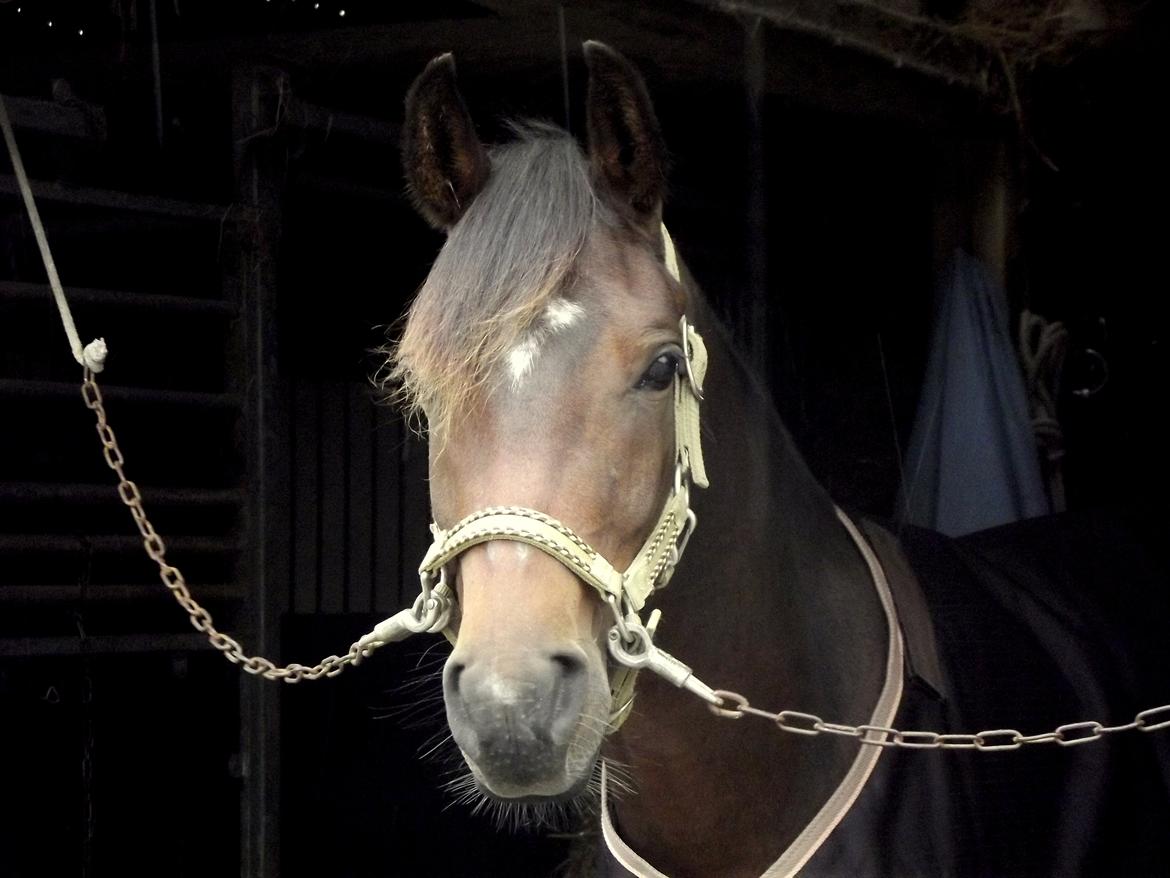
[547,651,589,745]
[549,650,586,680]
[445,659,467,696]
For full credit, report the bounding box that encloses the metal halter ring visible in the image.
[406,593,440,633]
[407,572,452,633]
[607,621,653,668]
[673,459,690,497]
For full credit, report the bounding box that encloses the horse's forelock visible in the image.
[384,124,604,436]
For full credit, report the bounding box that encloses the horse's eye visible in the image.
[637,351,681,391]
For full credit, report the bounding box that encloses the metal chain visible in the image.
[705,689,1170,750]
[80,370,379,682]
[78,366,1170,741]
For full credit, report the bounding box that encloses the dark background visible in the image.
[1,1,1166,875]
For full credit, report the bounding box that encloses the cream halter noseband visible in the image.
[364,226,711,726]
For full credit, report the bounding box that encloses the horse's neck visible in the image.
[679,293,888,723]
[606,294,890,876]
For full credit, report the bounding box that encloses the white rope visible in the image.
[0,93,107,372]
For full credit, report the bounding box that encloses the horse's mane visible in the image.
[384,122,603,437]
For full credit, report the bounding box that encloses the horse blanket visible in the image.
[605,507,1170,877]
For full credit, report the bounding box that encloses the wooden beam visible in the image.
[231,63,289,878]
[283,96,400,144]
[0,632,211,657]
[0,481,243,506]
[0,175,242,222]
[0,533,238,553]
[0,281,238,316]
[687,0,999,97]
[0,93,107,140]
[0,379,241,409]
[0,583,242,603]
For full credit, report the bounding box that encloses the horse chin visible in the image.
[450,698,608,833]
[458,723,604,801]
[463,755,598,802]
[456,749,604,832]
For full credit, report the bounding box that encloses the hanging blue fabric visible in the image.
[901,249,1049,537]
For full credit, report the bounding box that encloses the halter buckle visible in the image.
[418,567,441,605]
[606,594,636,645]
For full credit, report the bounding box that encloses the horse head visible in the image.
[392,44,695,810]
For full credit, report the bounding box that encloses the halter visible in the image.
[399,225,709,725]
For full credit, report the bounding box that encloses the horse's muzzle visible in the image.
[444,647,592,797]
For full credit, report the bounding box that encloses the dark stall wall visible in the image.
[754,100,938,516]
[4,4,1166,877]
[0,654,241,877]
[2,80,249,878]
[278,176,437,622]
[1021,14,1170,510]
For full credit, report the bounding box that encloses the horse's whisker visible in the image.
[412,639,452,670]
[418,731,453,761]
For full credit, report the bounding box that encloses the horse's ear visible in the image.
[401,53,490,230]
[583,41,666,228]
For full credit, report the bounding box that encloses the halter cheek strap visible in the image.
[663,223,708,491]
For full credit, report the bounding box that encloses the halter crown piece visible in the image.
[364,225,710,726]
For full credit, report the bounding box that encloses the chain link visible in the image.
[80,370,385,682]
[706,689,1170,751]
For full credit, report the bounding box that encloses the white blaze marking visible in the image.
[507,336,541,385]
[505,298,585,390]
[544,297,585,331]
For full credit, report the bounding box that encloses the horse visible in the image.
[385,43,1170,877]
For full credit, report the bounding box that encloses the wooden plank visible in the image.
[372,409,401,614]
[0,583,242,603]
[0,175,241,221]
[686,0,994,95]
[0,379,241,409]
[0,481,242,506]
[0,281,237,315]
[346,382,374,613]
[232,64,287,878]
[316,381,347,614]
[0,93,107,140]
[0,533,237,553]
[294,175,400,204]
[284,96,400,144]
[0,632,211,657]
[290,380,319,614]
